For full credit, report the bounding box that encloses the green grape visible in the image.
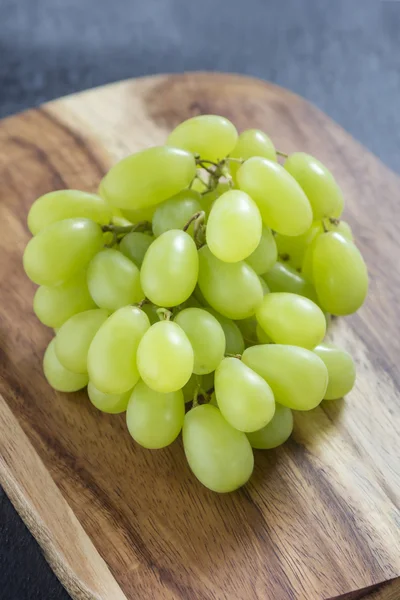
[182,373,200,403]
[202,371,215,392]
[183,404,254,493]
[229,129,277,182]
[141,230,198,307]
[246,226,277,275]
[55,309,109,373]
[87,306,150,394]
[259,276,270,295]
[256,324,271,344]
[284,152,344,219]
[121,205,157,223]
[236,316,258,346]
[119,232,154,268]
[43,339,88,392]
[206,190,262,262]
[247,403,293,449]
[174,308,225,375]
[206,309,245,355]
[27,190,112,235]
[33,270,96,328]
[167,115,238,162]
[137,321,194,393]
[191,176,209,194]
[100,146,196,209]
[201,181,231,217]
[301,232,319,283]
[314,343,356,400]
[215,357,275,432]
[141,302,160,325]
[198,246,263,319]
[193,284,210,307]
[152,189,202,237]
[88,382,131,414]
[182,294,203,309]
[256,292,326,349]
[313,232,368,315]
[126,381,184,449]
[242,344,328,410]
[324,218,353,241]
[262,261,317,303]
[237,157,312,236]
[110,215,133,227]
[24,218,103,286]
[275,222,322,271]
[87,248,144,310]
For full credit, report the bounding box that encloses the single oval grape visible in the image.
[183,404,254,493]
[119,232,154,268]
[237,157,313,236]
[246,226,277,275]
[262,261,318,303]
[256,292,326,349]
[284,152,344,219]
[313,343,356,400]
[141,230,199,307]
[87,248,144,310]
[242,344,328,410]
[152,189,202,237]
[313,232,368,315]
[43,339,88,392]
[126,381,185,449]
[87,306,150,394]
[137,321,194,393]
[206,190,262,263]
[100,146,196,209]
[206,309,245,355]
[28,190,112,235]
[33,270,96,328]
[215,358,275,432]
[174,308,225,375]
[197,246,263,320]
[23,218,103,286]
[167,115,238,162]
[229,129,277,181]
[247,404,293,449]
[88,382,131,414]
[55,309,109,373]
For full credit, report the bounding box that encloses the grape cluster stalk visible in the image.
[23,115,367,493]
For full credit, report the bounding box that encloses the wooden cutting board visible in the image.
[0,73,399,600]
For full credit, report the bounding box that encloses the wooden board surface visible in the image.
[0,72,399,600]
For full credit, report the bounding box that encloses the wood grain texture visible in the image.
[0,72,399,600]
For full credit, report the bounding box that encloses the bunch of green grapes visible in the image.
[23,115,367,493]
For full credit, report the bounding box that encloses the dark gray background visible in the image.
[1,0,399,598]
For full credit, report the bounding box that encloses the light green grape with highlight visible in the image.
[27,190,112,235]
[314,343,356,400]
[100,146,196,209]
[247,403,293,449]
[23,218,103,286]
[237,157,313,236]
[174,308,225,375]
[198,246,263,320]
[256,292,326,349]
[284,152,344,219]
[215,357,275,432]
[119,232,154,268]
[136,321,194,393]
[167,115,238,162]
[126,381,185,449]
[87,248,144,310]
[152,189,202,237]
[88,382,131,414]
[33,270,96,328]
[206,190,262,263]
[55,309,109,373]
[87,306,150,394]
[246,226,277,275]
[183,404,254,493]
[229,129,277,182]
[43,339,88,392]
[313,232,368,315]
[242,344,328,411]
[141,230,199,307]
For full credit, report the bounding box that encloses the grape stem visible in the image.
[225,353,242,360]
[276,150,288,158]
[136,298,148,308]
[156,307,172,321]
[183,211,205,233]
[102,221,151,236]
